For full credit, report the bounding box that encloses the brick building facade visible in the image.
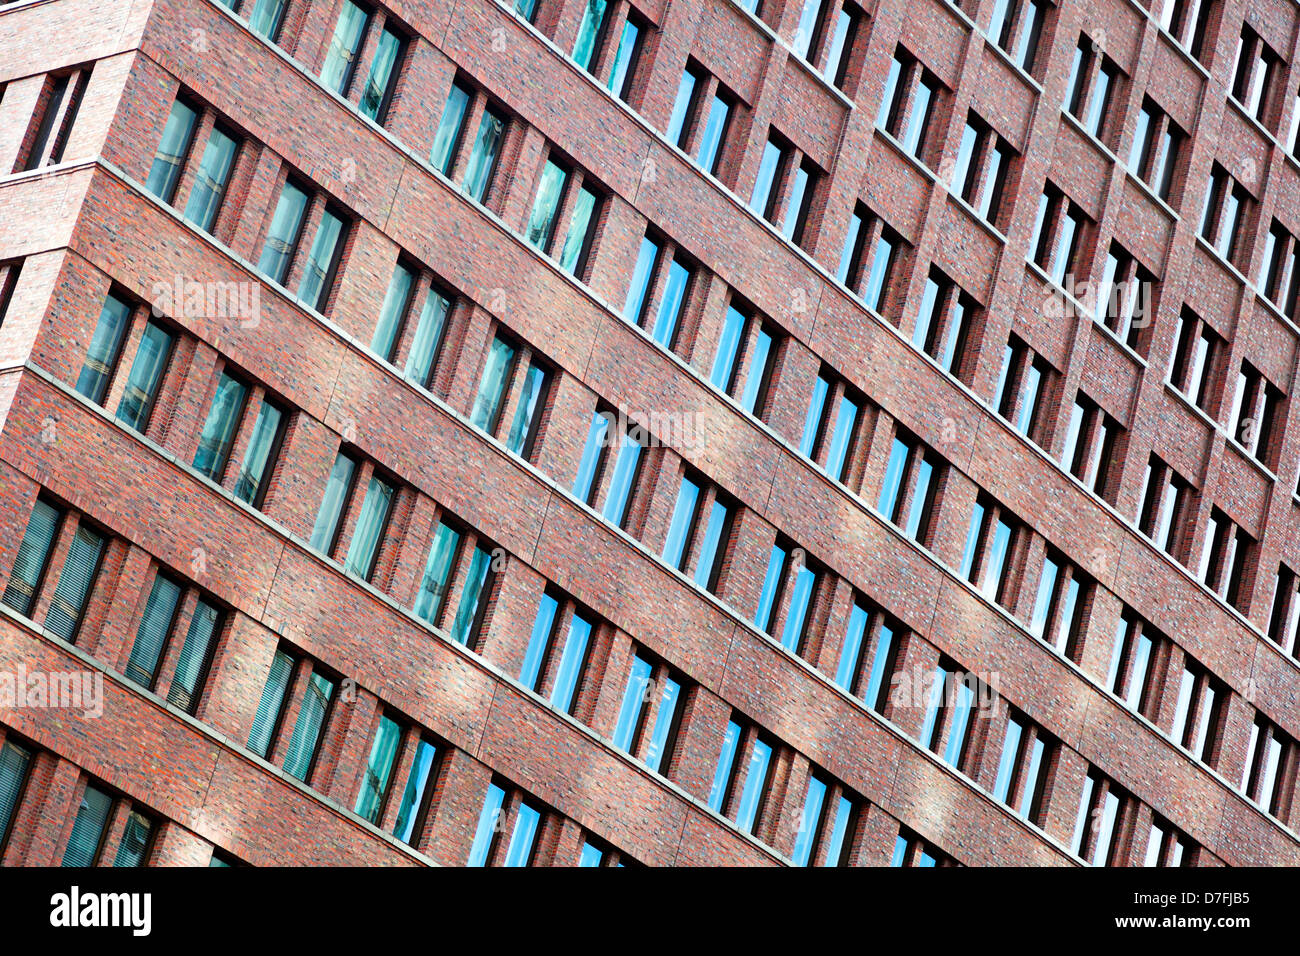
[0,0,1296,866]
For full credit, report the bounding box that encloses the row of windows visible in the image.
[20,0,1300,329]
[5,460,1227,867]
[120,28,1300,638]
[58,256,1300,843]
[16,0,1300,860]
[0,734,164,867]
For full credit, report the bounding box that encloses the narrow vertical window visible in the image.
[61,785,113,867]
[145,99,199,203]
[248,648,295,758]
[76,293,133,405]
[115,322,175,434]
[193,371,250,481]
[310,451,359,554]
[343,475,395,580]
[45,525,107,642]
[354,714,402,824]
[281,670,337,782]
[184,125,239,233]
[320,1,372,97]
[258,180,311,285]
[124,573,184,688]
[462,108,506,202]
[430,82,471,176]
[2,499,62,616]
[359,26,406,124]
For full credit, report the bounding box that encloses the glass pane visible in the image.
[167,598,220,713]
[572,0,609,71]
[525,160,568,252]
[579,842,604,866]
[824,395,859,481]
[505,363,547,456]
[558,185,597,275]
[792,775,827,866]
[800,375,830,457]
[793,0,823,58]
[707,720,742,811]
[463,110,505,202]
[612,654,653,752]
[549,612,593,713]
[430,83,471,175]
[822,794,853,865]
[835,601,869,689]
[607,21,640,99]
[0,742,32,846]
[233,400,284,506]
[573,411,610,503]
[740,323,770,417]
[697,95,730,174]
[354,715,402,824]
[145,99,198,202]
[666,69,697,147]
[124,574,183,688]
[503,802,540,867]
[449,546,493,646]
[662,476,701,570]
[780,564,816,652]
[781,163,810,240]
[3,499,61,615]
[62,785,112,867]
[184,126,238,232]
[749,139,782,215]
[468,783,506,866]
[282,671,336,781]
[694,499,730,590]
[247,649,294,758]
[116,322,175,434]
[372,263,415,361]
[404,288,451,386]
[112,810,154,867]
[755,544,786,632]
[247,0,288,39]
[601,432,643,526]
[878,438,909,520]
[414,521,461,624]
[623,236,659,324]
[644,677,681,772]
[863,623,895,711]
[393,738,438,844]
[652,259,690,347]
[520,592,560,691]
[257,181,310,284]
[1019,737,1045,818]
[862,235,895,312]
[992,716,1023,802]
[735,738,772,832]
[343,477,395,580]
[470,336,517,434]
[309,452,357,552]
[76,294,133,405]
[45,526,107,642]
[298,208,345,310]
[320,1,370,95]
[359,28,403,121]
[710,306,747,392]
[193,372,249,481]
[837,210,863,285]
